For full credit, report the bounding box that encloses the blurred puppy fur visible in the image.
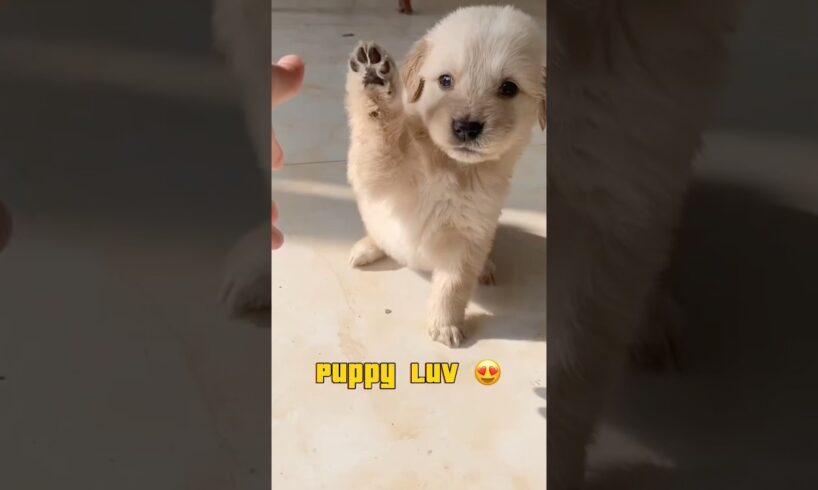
[547,1,743,488]
[344,6,545,346]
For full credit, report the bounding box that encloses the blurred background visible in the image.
[593,1,818,488]
[0,1,270,488]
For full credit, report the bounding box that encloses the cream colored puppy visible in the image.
[345,6,546,346]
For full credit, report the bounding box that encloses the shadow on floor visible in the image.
[466,225,547,344]
[352,222,548,345]
[277,175,548,343]
[535,386,547,419]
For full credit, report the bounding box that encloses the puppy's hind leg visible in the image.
[349,236,386,268]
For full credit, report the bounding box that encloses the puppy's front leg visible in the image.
[345,42,405,151]
[427,241,487,347]
[428,268,477,347]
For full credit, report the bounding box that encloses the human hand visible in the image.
[271,54,305,249]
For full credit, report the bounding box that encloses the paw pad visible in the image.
[349,42,393,88]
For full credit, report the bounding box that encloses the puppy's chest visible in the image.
[380,168,506,247]
[415,172,497,225]
[365,169,502,269]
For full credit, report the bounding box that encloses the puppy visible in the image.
[547,1,742,488]
[344,6,546,346]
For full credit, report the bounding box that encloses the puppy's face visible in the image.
[402,7,545,164]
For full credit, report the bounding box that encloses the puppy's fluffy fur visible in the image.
[547,1,742,488]
[344,6,546,346]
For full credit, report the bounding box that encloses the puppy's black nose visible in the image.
[452,119,484,142]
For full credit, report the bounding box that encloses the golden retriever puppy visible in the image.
[344,6,546,346]
[547,1,743,488]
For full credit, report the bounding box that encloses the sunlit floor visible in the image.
[271,3,547,487]
[274,2,818,489]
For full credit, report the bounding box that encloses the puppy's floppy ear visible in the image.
[402,38,428,103]
[538,66,546,131]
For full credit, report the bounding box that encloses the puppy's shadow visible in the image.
[353,224,546,345]
[463,224,547,345]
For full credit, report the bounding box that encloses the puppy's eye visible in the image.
[499,80,519,97]
[439,74,454,89]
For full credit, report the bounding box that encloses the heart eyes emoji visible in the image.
[474,360,501,385]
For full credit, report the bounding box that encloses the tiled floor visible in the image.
[271,3,547,488]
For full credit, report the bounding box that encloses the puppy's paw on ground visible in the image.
[429,324,464,347]
[349,236,386,267]
[348,41,396,95]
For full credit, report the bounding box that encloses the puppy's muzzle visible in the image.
[452,119,484,142]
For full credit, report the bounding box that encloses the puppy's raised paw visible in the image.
[429,324,464,348]
[348,41,396,95]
